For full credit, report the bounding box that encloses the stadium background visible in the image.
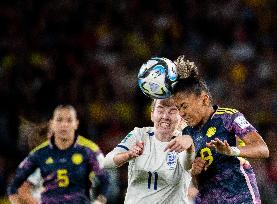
[0,0,276,203]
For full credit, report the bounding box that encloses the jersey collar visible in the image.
[191,105,218,131]
[210,105,219,119]
[49,133,78,150]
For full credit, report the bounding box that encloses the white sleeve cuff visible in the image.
[103,151,118,168]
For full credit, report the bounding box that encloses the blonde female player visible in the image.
[104,98,195,204]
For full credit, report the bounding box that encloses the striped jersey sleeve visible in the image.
[214,107,257,138]
[115,127,142,152]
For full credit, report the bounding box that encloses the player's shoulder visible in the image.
[76,135,100,152]
[214,106,239,116]
[182,126,194,135]
[30,140,49,154]
[133,126,154,134]
[119,127,154,146]
[213,106,254,131]
[133,126,155,139]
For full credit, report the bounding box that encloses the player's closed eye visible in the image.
[169,110,178,114]
[179,104,188,111]
[156,108,164,114]
[158,111,164,115]
[56,118,63,122]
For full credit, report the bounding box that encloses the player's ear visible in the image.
[150,111,154,123]
[75,119,79,130]
[201,92,210,106]
[49,119,53,131]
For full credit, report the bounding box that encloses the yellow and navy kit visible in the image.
[183,106,261,204]
[7,135,109,204]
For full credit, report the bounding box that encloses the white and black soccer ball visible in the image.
[138,57,178,99]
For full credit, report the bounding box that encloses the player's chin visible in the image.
[186,120,197,127]
[158,128,174,135]
[57,133,69,140]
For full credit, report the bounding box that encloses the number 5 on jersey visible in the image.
[57,169,69,187]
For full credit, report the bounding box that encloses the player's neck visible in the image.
[55,135,75,150]
[155,133,172,142]
[195,106,215,130]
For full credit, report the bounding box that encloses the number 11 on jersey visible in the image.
[148,172,158,190]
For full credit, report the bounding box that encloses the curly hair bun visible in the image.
[174,55,199,79]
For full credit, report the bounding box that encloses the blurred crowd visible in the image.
[0,0,276,203]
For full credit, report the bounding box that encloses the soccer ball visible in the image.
[138,57,178,99]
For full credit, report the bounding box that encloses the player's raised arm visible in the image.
[206,112,269,158]
[232,113,268,158]
[104,128,142,168]
[164,135,193,153]
[111,141,144,167]
[238,131,269,158]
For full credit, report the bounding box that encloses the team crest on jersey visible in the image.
[206,127,217,137]
[71,153,83,165]
[166,152,177,170]
[45,157,54,164]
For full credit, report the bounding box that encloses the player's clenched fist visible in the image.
[191,157,208,176]
[164,135,193,153]
[128,141,144,158]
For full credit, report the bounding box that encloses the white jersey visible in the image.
[105,127,192,204]
[27,168,43,202]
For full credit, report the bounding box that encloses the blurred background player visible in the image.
[7,105,109,204]
[17,123,109,204]
[104,98,194,204]
[171,55,269,204]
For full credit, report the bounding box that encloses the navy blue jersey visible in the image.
[7,135,109,204]
[183,106,261,204]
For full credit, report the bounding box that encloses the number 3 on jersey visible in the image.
[200,147,214,165]
[57,169,69,187]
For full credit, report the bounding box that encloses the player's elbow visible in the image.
[261,145,269,158]
[103,153,117,168]
[256,142,269,158]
